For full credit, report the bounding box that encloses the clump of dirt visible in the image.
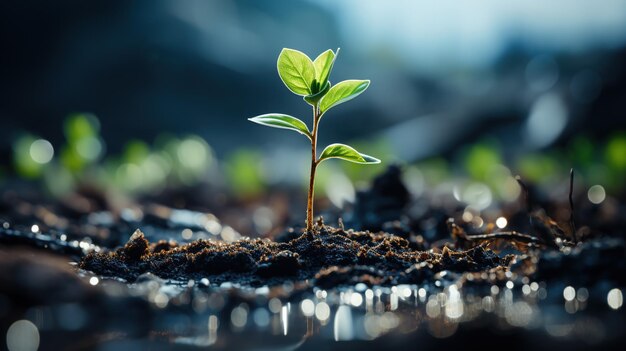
[80,222,514,287]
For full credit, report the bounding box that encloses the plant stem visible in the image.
[569,168,576,243]
[306,106,321,232]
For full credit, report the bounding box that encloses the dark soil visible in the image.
[79,220,514,287]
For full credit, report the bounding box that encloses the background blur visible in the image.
[1,0,625,217]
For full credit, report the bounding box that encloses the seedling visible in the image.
[249,48,380,232]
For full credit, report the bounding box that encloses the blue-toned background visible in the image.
[1,0,625,203]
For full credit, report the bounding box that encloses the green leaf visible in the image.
[313,49,337,92]
[277,48,315,96]
[248,114,311,140]
[319,143,381,164]
[303,81,330,106]
[319,79,370,113]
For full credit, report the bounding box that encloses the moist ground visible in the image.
[80,222,514,287]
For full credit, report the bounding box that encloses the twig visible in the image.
[569,168,577,243]
[465,231,544,245]
[515,175,534,230]
[447,219,545,247]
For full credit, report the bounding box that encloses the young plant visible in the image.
[249,48,380,232]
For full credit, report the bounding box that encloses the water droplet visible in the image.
[6,320,39,351]
[268,298,282,314]
[350,293,363,307]
[482,296,495,312]
[181,228,193,240]
[576,287,589,302]
[300,299,315,317]
[505,301,533,327]
[587,185,606,204]
[315,302,331,321]
[153,293,169,308]
[496,217,508,229]
[29,139,54,164]
[426,298,440,318]
[563,286,576,301]
[252,308,270,328]
[607,288,623,310]
[414,288,425,300]
[230,305,248,328]
[220,226,240,242]
[530,282,539,291]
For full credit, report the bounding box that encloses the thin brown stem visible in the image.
[306,106,321,232]
[569,168,577,243]
[465,231,545,245]
[515,175,534,232]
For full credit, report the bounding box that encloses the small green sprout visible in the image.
[249,48,381,232]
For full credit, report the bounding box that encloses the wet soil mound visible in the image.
[80,224,513,287]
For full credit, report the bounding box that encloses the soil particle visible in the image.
[119,229,150,261]
[80,225,513,287]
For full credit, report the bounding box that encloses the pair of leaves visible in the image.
[246,116,379,165]
[277,48,369,113]
[277,48,335,97]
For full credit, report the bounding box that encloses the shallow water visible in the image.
[12,264,614,350]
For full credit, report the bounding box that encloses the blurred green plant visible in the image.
[417,158,450,186]
[249,48,380,232]
[464,141,502,181]
[107,136,213,193]
[604,133,626,192]
[60,113,104,172]
[568,136,594,169]
[605,133,626,172]
[8,108,626,203]
[13,134,49,178]
[224,149,266,198]
[9,112,216,198]
[516,153,559,184]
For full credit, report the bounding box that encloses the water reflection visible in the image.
[280,304,289,335]
[334,305,353,341]
[67,269,626,347]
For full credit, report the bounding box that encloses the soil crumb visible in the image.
[80,226,513,287]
